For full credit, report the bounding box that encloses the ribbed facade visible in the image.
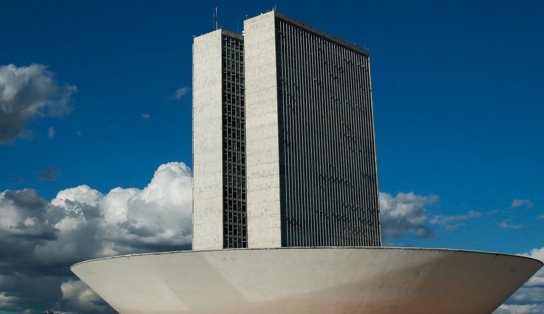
[221,33,247,248]
[193,12,381,250]
[274,15,381,246]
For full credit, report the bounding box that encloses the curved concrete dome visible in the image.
[72,248,542,314]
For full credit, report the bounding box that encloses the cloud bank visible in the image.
[0,163,541,313]
[0,64,76,143]
[0,162,192,313]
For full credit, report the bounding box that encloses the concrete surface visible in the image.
[72,247,542,314]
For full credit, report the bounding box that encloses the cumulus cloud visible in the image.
[379,192,483,241]
[0,162,192,313]
[379,192,436,242]
[59,279,106,312]
[512,199,533,209]
[0,64,76,143]
[0,189,56,240]
[171,86,190,100]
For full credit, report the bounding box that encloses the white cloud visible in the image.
[523,247,544,288]
[511,287,544,303]
[430,210,481,230]
[379,192,436,242]
[52,185,102,211]
[499,247,544,313]
[528,247,544,262]
[99,162,193,251]
[0,292,19,307]
[380,192,484,240]
[0,64,76,143]
[141,113,150,119]
[60,279,105,312]
[512,199,533,209]
[101,187,138,225]
[0,162,193,313]
[498,221,524,230]
[48,126,56,139]
[61,280,100,303]
[33,162,193,265]
[0,189,55,238]
[496,303,544,314]
[171,86,190,100]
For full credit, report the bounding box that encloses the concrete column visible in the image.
[244,12,282,248]
[192,30,223,250]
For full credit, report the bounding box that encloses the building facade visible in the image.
[192,30,247,250]
[193,11,381,250]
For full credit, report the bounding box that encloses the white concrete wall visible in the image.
[192,30,223,250]
[244,12,282,248]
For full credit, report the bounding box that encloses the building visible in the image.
[72,248,543,314]
[193,29,247,250]
[193,11,381,250]
[72,11,543,314]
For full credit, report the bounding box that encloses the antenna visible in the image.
[213,7,219,30]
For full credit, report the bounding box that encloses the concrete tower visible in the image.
[193,11,381,250]
[192,29,247,250]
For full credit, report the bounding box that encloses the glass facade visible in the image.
[275,16,381,246]
[221,34,247,248]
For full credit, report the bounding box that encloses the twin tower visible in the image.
[192,11,381,250]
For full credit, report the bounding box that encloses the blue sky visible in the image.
[0,0,543,313]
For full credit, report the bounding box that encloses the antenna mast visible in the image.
[214,7,219,30]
